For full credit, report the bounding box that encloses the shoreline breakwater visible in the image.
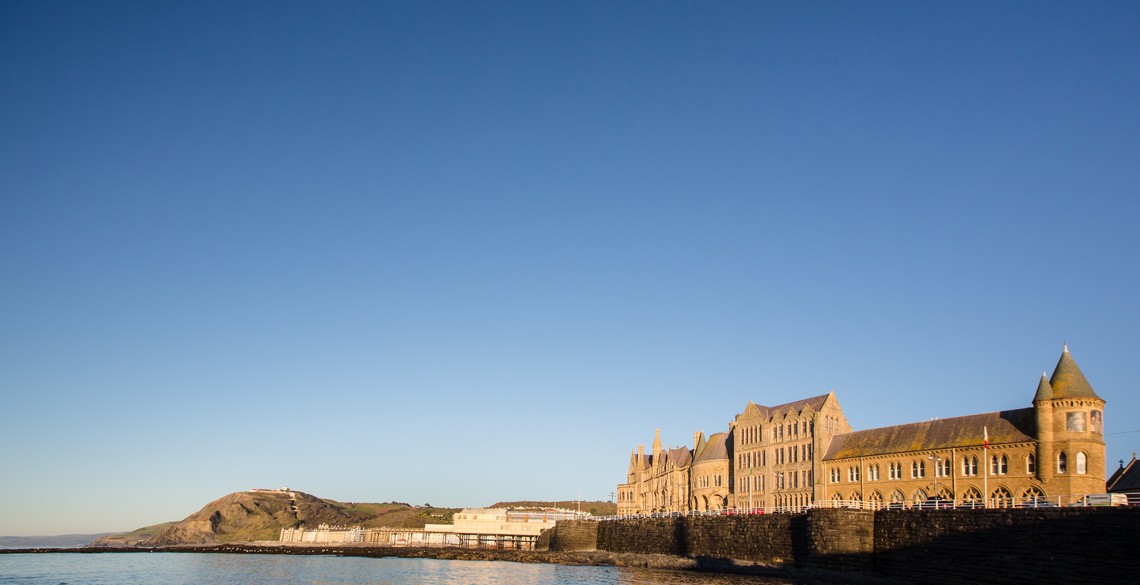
[0,544,904,584]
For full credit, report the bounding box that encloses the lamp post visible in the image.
[928,455,942,507]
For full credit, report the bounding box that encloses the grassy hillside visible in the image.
[97,491,460,546]
[90,523,177,547]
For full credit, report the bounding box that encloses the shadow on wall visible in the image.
[872,507,1140,585]
[559,507,1140,584]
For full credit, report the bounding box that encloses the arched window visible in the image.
[1076,452,1088,474]
[1021,486,1047,506]
[962,486,982,504]
[992,486,1014,508]
[1027,453,1036,474]
[912,488,929,503]
[1058,451,1068,474]
[971,456,979,476]
[961,458,970,476]
[889,489,905,503]
[991,455,1008,475]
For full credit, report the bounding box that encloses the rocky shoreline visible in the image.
[0,543,908,584]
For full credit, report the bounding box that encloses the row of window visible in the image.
[828,451,1089,484]
[737,444,814,469]
[696,474,724,488]
[832,485,1046,506]
[737,469,814,492]
[740,416,837,447]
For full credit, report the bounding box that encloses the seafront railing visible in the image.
[594,491,1138,521]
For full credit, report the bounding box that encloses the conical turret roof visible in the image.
[1033,371,1054,402]
[1049,345,1101,400]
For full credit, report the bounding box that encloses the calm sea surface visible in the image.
[0,553,792,585]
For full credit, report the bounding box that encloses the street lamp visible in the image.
[928,455,942,507]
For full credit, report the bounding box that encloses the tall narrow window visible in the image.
[1076,452,1087,474]
[1027,453,1036,474]
[1058,451,1068,474]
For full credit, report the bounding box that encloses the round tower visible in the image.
[1039,345,1107,498]
[1033,371,1054,483]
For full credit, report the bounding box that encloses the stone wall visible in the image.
[548,507,1140,583]
[805,508,874,572]
[541,520,598,552]
[549,510,872,571]
[874,507,1140,585]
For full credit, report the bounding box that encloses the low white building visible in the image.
[279,507,589,549]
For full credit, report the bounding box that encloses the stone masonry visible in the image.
[544,507,1140,583]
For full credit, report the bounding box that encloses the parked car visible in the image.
[1071,493,1128,507]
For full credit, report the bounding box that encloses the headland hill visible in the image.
[1,488,614,549]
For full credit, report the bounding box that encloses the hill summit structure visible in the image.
[616,345,1107,513]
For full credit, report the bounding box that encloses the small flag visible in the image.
[983,426,989,450]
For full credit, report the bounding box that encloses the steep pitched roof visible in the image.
[668,446,692,468]
[767,393,830,417]
[745,393,831,419]
[822,408,1036,460]
[1107,455,1140,493]
[1049,346,1101,400]
[1033,372,1054,402]
[694,431,729,463]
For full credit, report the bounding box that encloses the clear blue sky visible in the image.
[2,1,1138,536]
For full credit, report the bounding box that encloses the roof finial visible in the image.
[1063,340,1069,353]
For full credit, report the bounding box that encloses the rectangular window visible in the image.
[1067,412,1087,432]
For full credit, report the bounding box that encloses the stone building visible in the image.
[617,346,1108,513]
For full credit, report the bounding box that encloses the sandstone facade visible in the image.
[618,346,1107,513]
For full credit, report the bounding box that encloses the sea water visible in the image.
[0,553,794,585]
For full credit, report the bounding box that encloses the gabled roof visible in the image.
[694,431,729,463]
[667,446,692,468]
[822,408,1036,460]
[1107,455,1140,493]
[1049,346,1101,400]
[630,450,653,470]
[741,393,831,420]
[768,393,830,417]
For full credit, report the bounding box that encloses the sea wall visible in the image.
[543,507,1140,582]
[874,507,1140,585]
[544,509,874,571]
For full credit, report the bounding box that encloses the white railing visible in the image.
[593,493,1134,521]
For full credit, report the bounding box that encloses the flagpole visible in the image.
[983,426,989,508]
